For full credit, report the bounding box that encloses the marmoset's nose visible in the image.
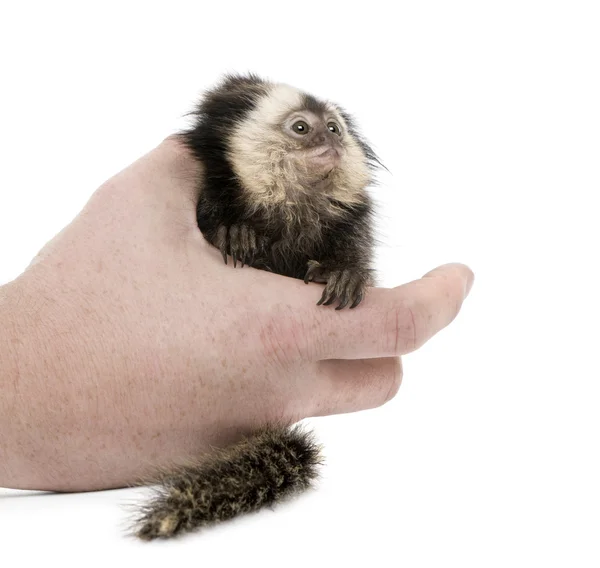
[314,131,327,144]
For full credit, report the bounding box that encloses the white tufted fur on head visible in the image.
[227,83,371,217]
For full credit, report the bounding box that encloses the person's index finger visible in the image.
[313,263,474,360]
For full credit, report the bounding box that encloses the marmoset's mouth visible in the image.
[307,145,340,157]
[308,145,341,171]
[316,147,338,158]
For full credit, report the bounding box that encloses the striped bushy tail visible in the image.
[132,425,322,540]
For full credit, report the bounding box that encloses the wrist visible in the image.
[0,272,90,489]
[0,278,38,487]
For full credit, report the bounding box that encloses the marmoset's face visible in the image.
[281,109,345,175]
[228,83,371,199]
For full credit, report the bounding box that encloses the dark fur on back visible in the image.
[183,74,268,237]
[133,426,321,540]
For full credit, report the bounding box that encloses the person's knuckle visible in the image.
[258,304,310,367]
[384,300,423,355]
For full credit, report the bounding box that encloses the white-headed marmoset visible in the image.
[131,73,382,540]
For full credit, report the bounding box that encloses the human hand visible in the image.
[0,137,473,491]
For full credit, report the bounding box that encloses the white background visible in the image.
[1,1,599,566]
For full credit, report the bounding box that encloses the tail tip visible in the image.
[135,512,180,541]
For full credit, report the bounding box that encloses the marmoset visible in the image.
[132,73,381,540]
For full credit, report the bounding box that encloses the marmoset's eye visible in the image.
[327,122,341,135]
[291,120,310,134]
